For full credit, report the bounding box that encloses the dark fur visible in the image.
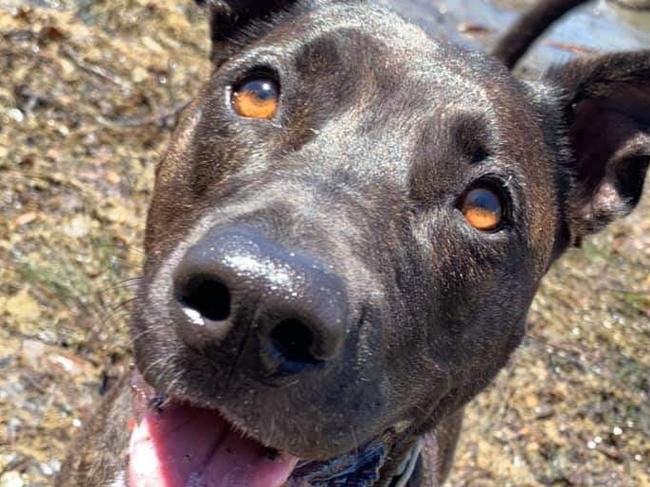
[57,1,650,485]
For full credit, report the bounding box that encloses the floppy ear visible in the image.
[545,52,650,246]
[195,0,300,63]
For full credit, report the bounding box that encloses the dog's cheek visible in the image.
[428,230,535,370]
[144,104,205,257]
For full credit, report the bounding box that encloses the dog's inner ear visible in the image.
[546,53,650,245]
[195,0,300,62]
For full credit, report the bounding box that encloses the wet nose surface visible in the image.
[172,226,348,376]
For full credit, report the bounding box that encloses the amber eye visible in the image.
[232,78,279,120]
[460,187,505,232]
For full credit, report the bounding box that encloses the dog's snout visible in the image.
[172,226,348,376]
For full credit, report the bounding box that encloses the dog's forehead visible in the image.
[266,8,553,171]
[263,4,544,146]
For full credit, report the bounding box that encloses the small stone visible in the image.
[6,108,24,123]
[534,404,554,420]
[524,393,539,409]
[21,339,47,369]
[13,212,38,226]
[4,288,41,321]
[132,66,149,83]
[0,471,25,487]
[63,214,92,238]
[105,170,121,185]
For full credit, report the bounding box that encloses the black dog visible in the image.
[57,0,649,485]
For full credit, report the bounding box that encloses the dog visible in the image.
[56,0,650,485]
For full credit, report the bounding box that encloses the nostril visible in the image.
[269,319,318,367]
[177,276,231,322]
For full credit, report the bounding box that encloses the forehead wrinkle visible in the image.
[301,113,415,185]
[257,4,442,59]
[297,74,498,191]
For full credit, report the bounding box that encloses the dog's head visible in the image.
[128,1,650,485]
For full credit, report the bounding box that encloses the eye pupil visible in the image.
[233,77,279,120]
[245,80,276,100]
[461,187,504,231]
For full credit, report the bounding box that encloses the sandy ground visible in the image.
[0,1,648,486]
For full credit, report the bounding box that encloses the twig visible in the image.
[99,100,191,128]
[60,45,132,91]
[599,287,650,295]
[543,40,597,56]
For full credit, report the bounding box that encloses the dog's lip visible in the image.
[129,372,395,486]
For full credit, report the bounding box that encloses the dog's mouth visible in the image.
[127,373,394,487]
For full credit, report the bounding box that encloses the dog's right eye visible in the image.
[232,78,279,120]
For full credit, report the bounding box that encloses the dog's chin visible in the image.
[127,372,394,487]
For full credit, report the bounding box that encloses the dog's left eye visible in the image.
[232,78,279,120]
[460,186,505,232]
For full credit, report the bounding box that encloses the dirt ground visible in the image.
[0,1,648,486]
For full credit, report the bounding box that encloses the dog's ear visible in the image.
[544,52,650,246]
[195,0,300,62]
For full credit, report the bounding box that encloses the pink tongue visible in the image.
[128,403,299,487]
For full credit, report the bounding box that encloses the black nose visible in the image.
[172,226,347,376]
